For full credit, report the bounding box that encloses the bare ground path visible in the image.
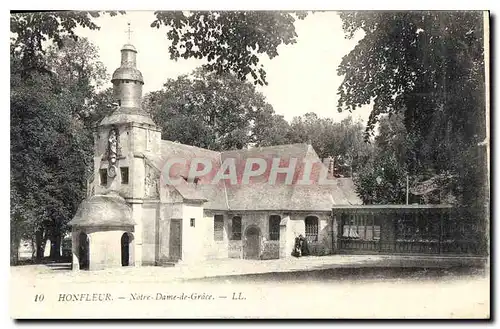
[10,255,489,319]
[11,254,488,283]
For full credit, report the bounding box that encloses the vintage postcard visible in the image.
[10,9,490,319]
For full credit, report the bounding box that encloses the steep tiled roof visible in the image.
[143,140,361,211]
[142,140,227,209]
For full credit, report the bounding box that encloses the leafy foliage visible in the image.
[11,11,123,73]
[46,36,109,121]
[337,11,487,206]
[251,105,290,147]
[286,113,374,173]
[86,87,116,127]
[10,33,108,262]
[353,113,409,204]
[151,11,307,85]
[11,70,93,260]
[355,153,408,204]
[143,68,288,151]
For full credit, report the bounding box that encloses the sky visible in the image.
[76,11,372,123]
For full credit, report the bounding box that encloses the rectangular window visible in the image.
[121,167,129,184]
[190,218,195,227]
[214,215,224,241]
[100,169,108,186]
[269,215,281,241]
[342,214,381,241]
[231,216,242,240]
[305,216,319,242]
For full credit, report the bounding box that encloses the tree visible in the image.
[150,11,307,85]
[286,113,373,174]
[251,106,290,147]
[354,153,408,204]
[46,36,109,121]
[86,87,116,127]
[10,36,106,262]
[10,11,122,74]
[11,71,89,261]
[11,11,305,86]
[353,113,410,204]
[337,11,487,207]
[143,68,286,151]
[286,113,335,158]
[374,112,413,167]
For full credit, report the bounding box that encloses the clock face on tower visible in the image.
[108,165,117,178]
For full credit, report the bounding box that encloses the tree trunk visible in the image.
[10,229,20,265]
[50,234,61,260]
[35,229,46,262]
[31,238,35,260]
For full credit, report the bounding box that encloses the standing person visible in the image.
[292,236,302,257]
[299,234,310,256]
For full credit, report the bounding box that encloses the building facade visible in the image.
[69,43,361,271]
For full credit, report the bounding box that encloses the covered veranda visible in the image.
[332,204,487,256]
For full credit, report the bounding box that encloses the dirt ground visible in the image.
[10,255,490,319]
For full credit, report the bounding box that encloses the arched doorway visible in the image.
[121,233,131,266]
[78,232,89,270]
[244,226,261,260]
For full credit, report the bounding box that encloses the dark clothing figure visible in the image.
[299,235,310,256]
[292,236,302,257]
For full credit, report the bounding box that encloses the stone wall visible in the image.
[141,203,158,265]
[198,210,334,260]
[261,240,280,259]
[283,212,333,257]
[181,203,205,263]
[203,211,230,259]
[228,240,242,258]
[73,226,134,271]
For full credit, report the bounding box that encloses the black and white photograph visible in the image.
[9,8,490,319]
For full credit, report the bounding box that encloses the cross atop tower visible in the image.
[125,22,133,42]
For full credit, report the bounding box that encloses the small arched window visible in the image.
[305,216,319,242]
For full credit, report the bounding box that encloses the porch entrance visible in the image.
[78,232,89,270]
[244,226,261,259]
[121,233,134,266]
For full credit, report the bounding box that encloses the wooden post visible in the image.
[406,174,409,205]
[331,210,335,254]
[439,209,444,254]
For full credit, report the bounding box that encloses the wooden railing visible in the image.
[334,205,487,256]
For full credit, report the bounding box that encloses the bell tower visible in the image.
[111,43,143,109]
[71,24,162,271]
[111,22,145,110]
[93,26,161,200]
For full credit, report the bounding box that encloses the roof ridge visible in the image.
[220,143,311,156]
[161,140,221,155]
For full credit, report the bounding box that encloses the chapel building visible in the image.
[69,42,361,271]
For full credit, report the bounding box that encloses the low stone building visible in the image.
[69,42,361,271]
